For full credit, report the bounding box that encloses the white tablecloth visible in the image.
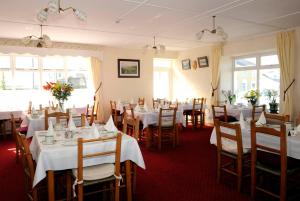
[135,109,185,128]
[178,103,208,111]
[30,127,145,187]
[0,110,25,120]
[210,123,300,160]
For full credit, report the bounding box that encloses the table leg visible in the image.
[47,170,55,201]
[125,160,132,201]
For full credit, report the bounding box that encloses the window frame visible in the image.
[232,52,280,105]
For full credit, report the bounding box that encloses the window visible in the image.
[0,54,93,110]
[233,54,280,106]
[153,59,172,100]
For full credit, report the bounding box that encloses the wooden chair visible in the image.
[88,101,100,125]
[28,101,32,114]
[123,104,135,119]
[110,100,122,129]
[17,133,48,201]
[122,113,139,193]
[152,98,161,109]
[10,113,22,163]
[212,105,238,124]
[184,98,205,129]
[44,109,70,130]
[152,108,177,150]
[250,121,300,201]
[264,113,289,125]
[73,133,122,201]
[138,98,145,106]
[215,119,250,192]
[252,105,266,121]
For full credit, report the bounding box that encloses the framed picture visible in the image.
[118,59,140,78]
[182,59,191,70]
[198,56,209,68]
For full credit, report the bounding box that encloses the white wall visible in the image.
[100,47,178,119]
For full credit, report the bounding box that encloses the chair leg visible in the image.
[251,163,256,199]
[237,157,242,192]
[217,152,221,183]
[66,172,72,201]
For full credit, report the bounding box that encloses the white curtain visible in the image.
[90,57,104,122]
[276,31,295,117]
[210,44,223,105]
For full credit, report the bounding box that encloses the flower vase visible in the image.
[58,100,65,112]
[250,99,257,106]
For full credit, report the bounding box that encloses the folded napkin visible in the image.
[256,112,266,125]
[104,116,118,132]
[85,117,90,127]
[135,104,141,112]
[91,123,100,138]
[47,120,54,136]
[239,112,246,129]
[68,115,77,131]
[32,106,37,114]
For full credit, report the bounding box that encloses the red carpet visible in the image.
[0,127,250,201]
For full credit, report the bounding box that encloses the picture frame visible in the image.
[118,59,140,78]
[182,59,191,70]
[198,56,209,68]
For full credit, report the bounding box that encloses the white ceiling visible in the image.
[0,0,299,50]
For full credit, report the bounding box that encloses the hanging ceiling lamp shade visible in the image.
[196,16,228,42]
[144,36,166,53]
[37,0,87,23]
[21,25,52,48]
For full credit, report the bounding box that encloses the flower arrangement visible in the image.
[221,90,236,104]
[244,90,260,106]
[43,82,73,109]
[263,89,279,113]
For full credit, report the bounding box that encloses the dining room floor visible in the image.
[1,126,293,201]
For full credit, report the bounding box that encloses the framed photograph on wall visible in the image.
[118,59,140,78]
[198,56,209,68]
[182,59,191,70]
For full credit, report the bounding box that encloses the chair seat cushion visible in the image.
[72,163,115,181]
[183,110,192,115]
[216,115,237,122]
[17,126,28,134]
[222,138,250,154]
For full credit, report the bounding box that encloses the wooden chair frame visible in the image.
[191,98,205,128]
[76,133,122,201]
[250,121,287,201]
[44,109,70,130]
[138,98,145,106]
[252,105,266,121]
[215,119,247,192]
[212,105,229,123]
[110,100,122,128]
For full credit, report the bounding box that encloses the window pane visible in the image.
[234,70,257,104]
[43,71,65,83]
[16,56,38,69]
[67,71,88,89]
[153,71,169,99]
[153,59,171,68]
[15,71,40,90]
[0,55,10,69]
[66,57,89,70]
[43,56,64,69]
[235,57,256,68]
[0,71,13,90]
[261,55,279,66]
[259,69,280,106]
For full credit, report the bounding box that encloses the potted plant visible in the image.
[244,90,260,106]
[264,89,279,113]
[221,90,236,105]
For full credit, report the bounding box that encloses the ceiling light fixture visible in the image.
[196,16,228,42]
[37,0,87,23]
[22,24,52,48]
[144,36,166,53]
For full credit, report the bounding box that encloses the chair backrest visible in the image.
[80,113,87,127]
[264,113,289,125]
[158,108,177,128]
[169,101,178,110]
[89,101,99,125]
[123,113,140,140]
[252,105,266,121]
[250,121,287,197]
[214,119,243,155]
[152,98,160,108]
[192,98,204,114]
[138,98,145,106]
[45,109,70,130]
[77,133,122,198]
[123,104,135,119]
[28,101,32,114]
[110,100,119,125]
[10,113,18,139]
[212,105,228,123]
[86,104,90,117]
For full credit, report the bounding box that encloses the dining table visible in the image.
[30,125,145,201]
[22,107,87,138]
[210,122,300,160]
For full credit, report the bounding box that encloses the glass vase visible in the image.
[58,100,65,112]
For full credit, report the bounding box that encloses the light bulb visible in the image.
[37,9,48,23]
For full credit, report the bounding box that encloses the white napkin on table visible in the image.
[256,112,266,125]
[32,106,37,114]
[239,112,246,129]
[104,116,118,132]
[135,104,141,112]
[47,120,54,135]
[68,115,76,131]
